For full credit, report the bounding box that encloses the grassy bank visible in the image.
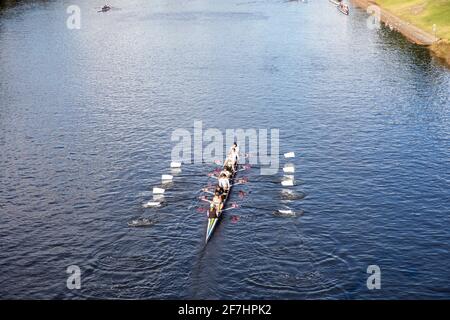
[351,0,450,66]
[376,0,450,40]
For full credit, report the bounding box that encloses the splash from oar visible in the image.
[127,218,155,227]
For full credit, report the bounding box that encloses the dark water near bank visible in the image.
[1,0,449,299]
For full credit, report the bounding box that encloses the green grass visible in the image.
[376,0,450,40]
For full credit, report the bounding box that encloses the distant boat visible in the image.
[98,5,111,13]
[337,4,349,15]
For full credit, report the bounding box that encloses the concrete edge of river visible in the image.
[350,0,450,67]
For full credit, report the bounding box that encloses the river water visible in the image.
[0,0,449,299]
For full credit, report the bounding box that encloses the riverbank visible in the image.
[351,0,450,66]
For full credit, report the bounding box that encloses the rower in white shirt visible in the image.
[218,172,230,192]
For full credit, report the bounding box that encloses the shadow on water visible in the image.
[376,21,450,74]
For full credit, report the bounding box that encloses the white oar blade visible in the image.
[153,187,165,194]
[161,174,173,181]
[143,201,161,208]
[275,209,297,217]
[284,152,295,158]
[283,166,295,173]
[170,161,182,168]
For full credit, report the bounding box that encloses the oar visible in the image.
[170,161,182,168]
[284,152,295,158]
[143,201,162,208]
[199,195,212,203]
[196,203,239,214]
[281,179,294,186]
[232,177,249,186]
[153,187,165,194]
[207,165,222,174]
[222,202,240,212]
[283,165,295,173]
[232,164,252,172]
[201,188,214,195]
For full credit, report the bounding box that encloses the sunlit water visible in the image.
[0,0,449,299]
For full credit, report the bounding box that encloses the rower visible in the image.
[218,173,230,192]
[229,152,239,171]
[228,144,239,167]
[210,191,223,217]
[229,142,240,156]
[220,169,232,178]
[224,158,236,174]
[228,143,240,162]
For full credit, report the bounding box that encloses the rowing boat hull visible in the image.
[205,164,237,244]
[329,0,340,5]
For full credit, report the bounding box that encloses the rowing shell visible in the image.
[205,162,238,244]
[337,5,349,15]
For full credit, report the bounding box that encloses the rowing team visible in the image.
[203,143,240,217]
[335,0,349,14]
